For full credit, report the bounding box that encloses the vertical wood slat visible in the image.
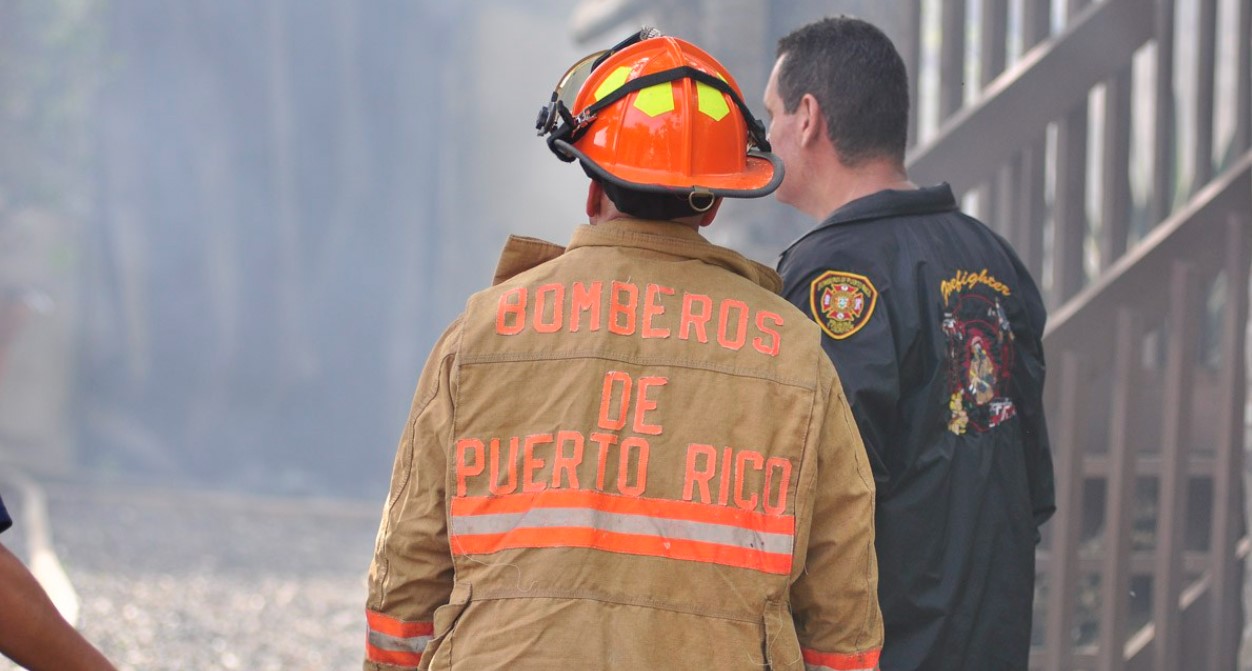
[1052,99,1088,306]
[992,162,1015,238]
[1022,0,1053,48]
[1236,0,1252,153]
[1011,143,1041,282]
[1097,309,1139,671]
[1014,1,1049,293]
[939,0,967,121]
[1016,137,1046,286]
[973,180,993,225]
[1050,0,1096,305]
[981,0,1008,85]
[975,0,1009,220]
[1044,352,1083,671]
[1206,216,1250,671]
[1150,0,1177,225]
[1004,154,1024,252]
[1151,260,1197,671]
[1192,0,1217,186]
[1065,0,1093,27]
[1100,66,1133,270]
[906,2,923,149]
[1015,136,1048,289]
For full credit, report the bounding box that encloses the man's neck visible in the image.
[590,213,702,231]
[808,158,915,222]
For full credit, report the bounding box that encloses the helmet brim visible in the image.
[554,139,784,199]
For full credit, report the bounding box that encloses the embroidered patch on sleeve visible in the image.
[809,270,878,340]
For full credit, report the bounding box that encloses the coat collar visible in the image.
[781,183,959,256]
[491,235,565,286]
[492,217,782,294]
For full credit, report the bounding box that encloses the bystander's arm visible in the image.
[0,542,118,671]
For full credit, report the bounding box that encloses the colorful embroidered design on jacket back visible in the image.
[941,269,1017,435]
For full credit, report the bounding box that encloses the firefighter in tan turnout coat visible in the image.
[364,30,883,671]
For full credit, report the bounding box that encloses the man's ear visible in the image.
[798,93,825,147]
[697,198,724,227]
[586,180,603,218]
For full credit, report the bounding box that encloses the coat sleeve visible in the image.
[365,318,462,671]
[0,493,10,534]
[790,359,883,670]
[780,255,900,488]
[1011,265,1056,538]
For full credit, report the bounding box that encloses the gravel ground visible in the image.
[1,481,383,671]
[7,474,1252,670]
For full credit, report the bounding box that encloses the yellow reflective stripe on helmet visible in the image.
[697,81,730,121]
[633,83,675,117]
[594,66,633,102]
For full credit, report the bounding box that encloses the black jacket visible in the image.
[777,185,1055,671]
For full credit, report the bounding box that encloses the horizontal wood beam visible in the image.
[1044,151,1252,344]
[1081,454,1219,478]
[1038,551,1214,576]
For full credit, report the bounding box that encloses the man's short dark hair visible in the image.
[776,16,909,166]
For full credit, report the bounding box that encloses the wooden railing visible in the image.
[902,0,1252,669]
[1040,155,1250,670]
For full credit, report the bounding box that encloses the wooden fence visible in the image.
[901,0,1252,668]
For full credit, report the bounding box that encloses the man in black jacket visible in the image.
[764,16,1056,671]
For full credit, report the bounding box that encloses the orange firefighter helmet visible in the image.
[536,29,782,202]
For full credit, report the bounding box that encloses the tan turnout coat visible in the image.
[365,218,882,671]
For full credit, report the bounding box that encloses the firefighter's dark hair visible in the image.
[580,164,707,220]
[601,182,706,220]
[776,16,909,167]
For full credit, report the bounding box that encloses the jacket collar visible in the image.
[782,183,959,255]
[492,217,783,294]
[491,235,565,286]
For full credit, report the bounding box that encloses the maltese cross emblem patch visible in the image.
[809,270,878,340]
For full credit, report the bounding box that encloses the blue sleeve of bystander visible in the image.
[0,492,11,534]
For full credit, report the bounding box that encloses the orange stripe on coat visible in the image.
[801,647,882,670]
[365,640,424,667]
[365,609,434,638]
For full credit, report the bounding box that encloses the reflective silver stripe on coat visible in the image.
[368,630,432,654]
[452,507,793,554]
